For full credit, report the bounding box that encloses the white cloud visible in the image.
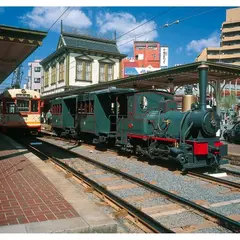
[96,11,158,53]
[20,7,92,31]
[176,46,183,53]
[186,32,220,53]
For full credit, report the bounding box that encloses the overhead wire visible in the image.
[12,7,217,89]
[117,7,203,43]
[47,7,70,32]
[116,7,175,40]
[118,7,218,48]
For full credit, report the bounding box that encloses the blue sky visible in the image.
[0,6,235,89]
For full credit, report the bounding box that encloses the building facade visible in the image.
[134,41,160,68]
[41,32,126,97]
[27,60,43,93]
[196,7,240,65]
[196,7,240,97]
[121,41,162,78]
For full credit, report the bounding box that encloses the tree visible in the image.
[221,92,238,110]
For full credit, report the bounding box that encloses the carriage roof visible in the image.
[0,89,40,99]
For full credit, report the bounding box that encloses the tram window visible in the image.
[6,102,16,113]
[17,100,29,112]
[31,100,38,112]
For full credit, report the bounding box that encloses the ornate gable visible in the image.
[75,54,94,62]
[98,57,115,64]
[57,35,65,50]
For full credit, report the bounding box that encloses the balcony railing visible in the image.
[222,35,240,42]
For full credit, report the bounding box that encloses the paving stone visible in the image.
[0,133,117,233]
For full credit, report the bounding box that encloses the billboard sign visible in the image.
[160,46,169,68]
[124,67,161,76]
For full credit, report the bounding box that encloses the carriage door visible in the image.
[110,96,117,133]
[117,95,128,144]
[64,97,76,128]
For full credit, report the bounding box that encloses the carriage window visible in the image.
[89,100,94,113]
[6,102,16,113]
[139,96,148,111]
[17,100,29,112]
[31,100,38,112]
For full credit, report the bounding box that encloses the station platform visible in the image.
[0,133,117,233]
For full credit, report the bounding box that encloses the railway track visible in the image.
[16,136,240,233]
[187,171,240,191]
[42,133,240,191]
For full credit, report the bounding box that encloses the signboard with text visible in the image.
[124,67,161,76]
[160,46,169,68]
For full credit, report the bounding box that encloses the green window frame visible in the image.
[99,63,114,82]
[76,60,92,81]
[59,61,65,82]
[51,65,57,85]
[44,70,49,87]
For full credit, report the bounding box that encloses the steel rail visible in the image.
[187,171,240,190]
[38,137,240,233]
[18,138,174,234]
[222,168,240,177]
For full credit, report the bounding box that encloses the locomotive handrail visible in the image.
[183,122,193,143]
[179,110,191,143]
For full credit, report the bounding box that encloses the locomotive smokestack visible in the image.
[198,64,209,111]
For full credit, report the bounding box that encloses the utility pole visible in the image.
[11,64,23,89]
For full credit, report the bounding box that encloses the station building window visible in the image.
[44,70,49,87]
[76,60,92,81]
[59,61,65,82]
[51,65,57,85]
[99,63,114,82]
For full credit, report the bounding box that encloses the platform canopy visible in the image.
[0,25,47,83]
[42,61,240,100]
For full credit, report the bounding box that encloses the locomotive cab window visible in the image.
[139,96,148,111]
[17,100,29,112]
[31,100,38,112]
[118,95,128,118]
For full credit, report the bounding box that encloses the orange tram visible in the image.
[0,89,41,135]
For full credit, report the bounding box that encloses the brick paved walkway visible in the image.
[0,141,79,226]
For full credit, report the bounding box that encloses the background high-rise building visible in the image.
[27,60,43,93]
[196,7,240,98]
[196,7,240,65]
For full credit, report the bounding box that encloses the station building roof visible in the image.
[0,24,47,83]
[41,32,127,67]
[42,61,240,100]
